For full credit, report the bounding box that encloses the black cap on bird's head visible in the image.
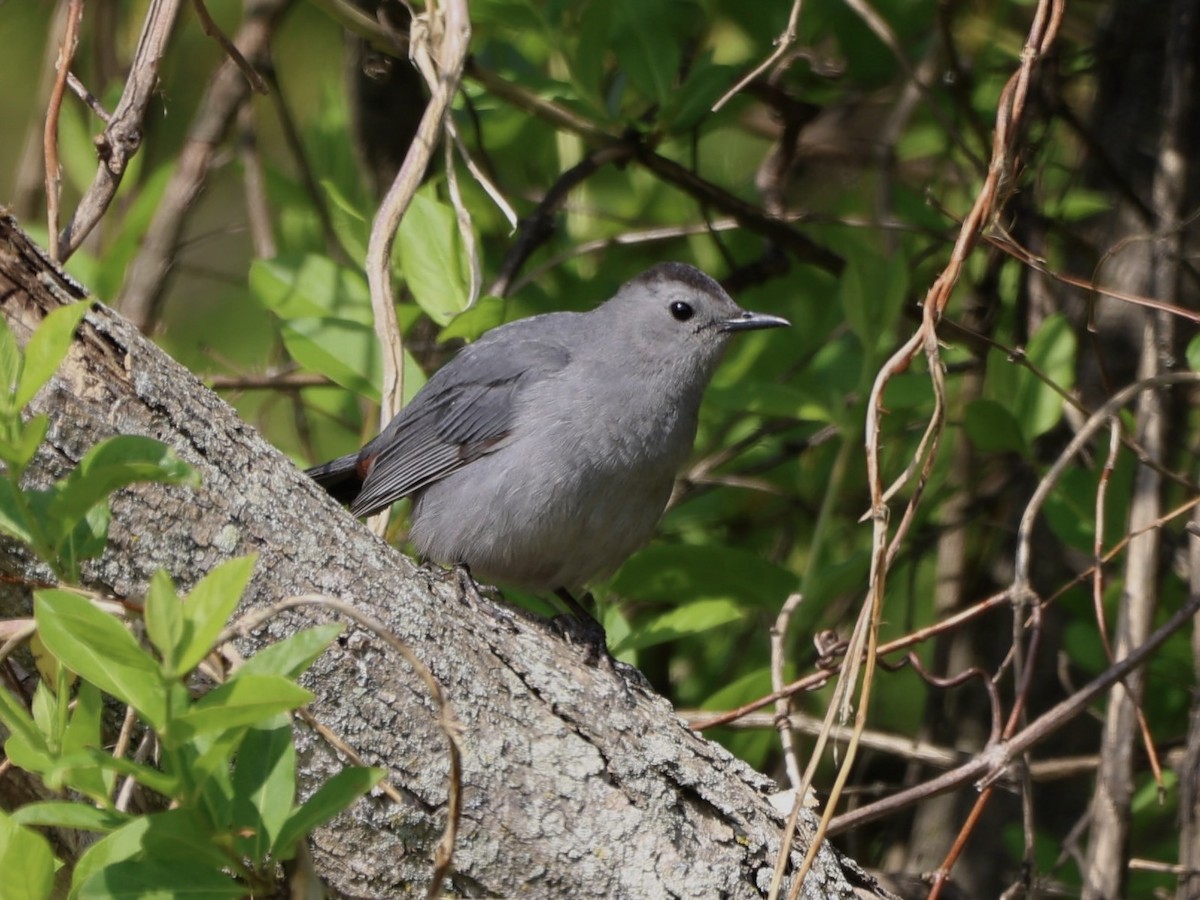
[601,262,790,362]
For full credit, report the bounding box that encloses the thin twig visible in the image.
[189,0,269,94]
[363,0,470,536]
[712,0,804,112]
[66,73,112,122]
[771,593,805,792]
[44,0,85,263]
[59,0,185,260]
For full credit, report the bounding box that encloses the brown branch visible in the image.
[488,141,637,297]
[827,587,1200,837]
[43,0,85,262]
[364,0,470,467]
[58,0,185,260]
[117,0,294,332]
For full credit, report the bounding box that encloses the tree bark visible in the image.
[0,211,892,899]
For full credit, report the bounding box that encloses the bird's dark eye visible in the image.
[669,301,694,322]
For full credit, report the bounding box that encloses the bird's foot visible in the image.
[450,563,517,628]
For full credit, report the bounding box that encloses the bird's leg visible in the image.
[551,588,610,664]
[450,563,517,628]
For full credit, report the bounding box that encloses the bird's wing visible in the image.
[348,336,571,516]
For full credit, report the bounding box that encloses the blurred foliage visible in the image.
[1,0,1197,895]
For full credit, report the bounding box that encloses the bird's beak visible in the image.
[721,310,791,332]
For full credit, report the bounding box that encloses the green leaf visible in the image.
[250,254,372,324]
[11,802,128,833]
[178,728,241,818]
[49,436,197,536]
[0,808,56,900]
[839,243,910,357]
[173,555,258,676]
[34,590,167,730]
[706,382,831,422]
[174,675,313,738]
[0,413,50,469]
[0,680,44,748]
[144,570,184,674]
[238,624,343,680]
[0,316,22,415]
[57,502,111,581]
[16,302,90,409]
[232,715,296,860]
[61,681,113,800]
[611,598,745,653]
[70,816,151,897]
[1188,332,1200,373]
[4,732,56,777]
[396,187,472,325]
[77,860,246,900]
[611,0,681,106]
[663,55,734,133]
[963,399,1028,455]
[281,317,381,402]
[321,180,370,264]
[139,808,233,870]
[437,296,509,343]
[63,748,179,797]
[274,766,384,859]
[31,679,57,744]
[1005,314,1077,443]
[610,544,796,610]
[0,477,36,545]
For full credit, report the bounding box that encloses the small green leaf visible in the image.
[963,399,1028,454]
[62,681,112,800]
[0,414,50,469]
[31,680,57,744]
[56,503,111,581]
[173,555,257,676]
[4,732,55,778]
[0,808,57,900]
[144,570,184,673]
[0,681,44,748]
[0,316,22,415]
[49,436,196,535]
[11,802,128,833]
[78,860,246,900]
[16,302,90,409]
[65,748,179,797]
[0,478,36,545]
[238,624,343,680]
[139,808,232,870]
[437,296,509,343]
[174,675,313,738]
[321,180,370,264]
[1005,314,1077,443]
[34,590,167,730]
[612,598,745,654]
[70,816,151,897]
[232,715,296,860]
[274,766,384,859]
[397,187,472,325]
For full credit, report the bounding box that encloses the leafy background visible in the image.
[2,0,1198,896]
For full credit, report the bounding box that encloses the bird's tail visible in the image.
[305,454,364,506]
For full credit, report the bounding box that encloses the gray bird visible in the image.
[307,262,789,591]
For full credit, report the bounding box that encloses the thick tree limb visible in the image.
[0,211,891,898]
